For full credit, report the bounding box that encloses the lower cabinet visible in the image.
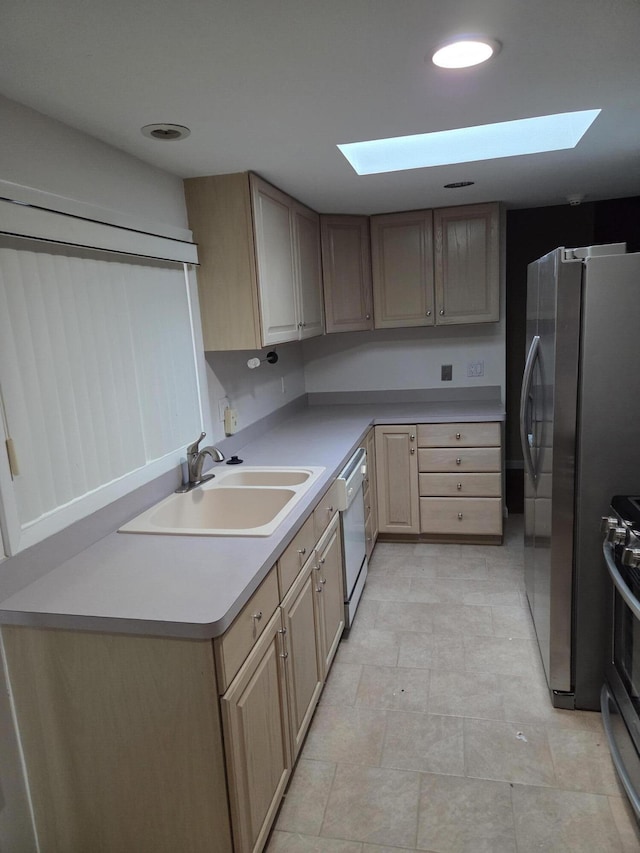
[221,609,292,853]
[375,424,420,534]
[362,428,379,559]
[2,490,347,853]
[375,421,504,543]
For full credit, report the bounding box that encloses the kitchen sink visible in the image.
[119,466,325,537]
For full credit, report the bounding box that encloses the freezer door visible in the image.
[523,248,582,700]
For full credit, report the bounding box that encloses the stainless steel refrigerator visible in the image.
[520,243,640,710]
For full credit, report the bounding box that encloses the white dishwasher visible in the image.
[335,447,368,628]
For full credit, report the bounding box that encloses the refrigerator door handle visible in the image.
[520,335,540,483]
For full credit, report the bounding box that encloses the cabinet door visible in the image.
[281,555,324,760]
[293,203,324,340]
[434,202,500,324]
[375,425,419,534]
[221,609,291,853]
[315,515,345,675]
[320,215,373,333]
[250,174,299,346]
[365,428,379,547]
[370,210,434,329]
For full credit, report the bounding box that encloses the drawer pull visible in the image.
[458,512,463,520]
[457,482,462,490]
[410,434,415,442]
[456,432,461,440]
[316,585,323,593]
[327,505,334,514]
[298,547,306,556]
[253,611,263,621]
[410,447,415,455]
[456,457,461,465]
[319,557,326,565]
[320,577,327,585]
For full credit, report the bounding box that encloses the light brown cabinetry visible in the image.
[375,425,419,534]
[315,514,345,674]
[418,421,503,542]
[370,203,500,329]
[320,215,373,333]
[1,626,233,853]
[434,203,500,324]
[183,172,323,350]
[221,608,292,853]
[361,427,379,558]
[370,210,434,328]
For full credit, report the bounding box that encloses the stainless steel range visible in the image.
[602,495,640,819]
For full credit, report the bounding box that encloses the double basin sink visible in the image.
[119,466,325,537]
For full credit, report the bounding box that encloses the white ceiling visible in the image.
[2,0,640,214]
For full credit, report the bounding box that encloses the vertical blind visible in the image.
[0,237,201,533]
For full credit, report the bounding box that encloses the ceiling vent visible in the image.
[141,124,191,141]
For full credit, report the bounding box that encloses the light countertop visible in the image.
[0,400,505,639]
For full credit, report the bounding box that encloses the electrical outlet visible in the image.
[224,407,238,435]
[217,396,230,422]
[467,360,485,378]
[441,364,452,381]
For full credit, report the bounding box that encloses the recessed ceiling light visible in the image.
[337,109,601,176]
[141,123,191,141]
[432,37,501,69]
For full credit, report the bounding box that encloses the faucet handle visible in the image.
[186,432,206,456]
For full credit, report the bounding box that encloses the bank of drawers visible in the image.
[418,422,502,538]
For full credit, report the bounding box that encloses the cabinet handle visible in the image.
[298,547,306,556]
[327,505,334,514]
[319,557,326,565]
[457,482,462,491]
[456,457,461,465]
[458,512,463,520]
[320,577,327,585]
[456,432,461,440]
[253,611,263,621]
[410,434,415,442]
[366,313,371,320]
[426,310,432,316]
[439,309,445,316]
[316,585,323,593]
[410,447,415,454]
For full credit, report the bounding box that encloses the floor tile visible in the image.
[266,831,363,852]
[302,704,387,766]
[417,773,516,853]
[428,669,503,720]
[547,726,621,795]
[433,555,489,580]
[321,764,420,848]
[336,626,401,667]
[382,711,464,776]
[364,576,414,602]
[356,665,430,713]
[375,602,435,634]
[397,632,465,672]
[608,795,640,851]
[491,603,536,639]
[463,634,538,677]
[464,717,557,786]
[276,759,336,835]
[431,603,493,637]
[511,784,624,852]
[498,673,600,729]
[320,662,363,706]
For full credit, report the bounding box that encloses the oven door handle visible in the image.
[603,541,640,622]
[601,684,640,819]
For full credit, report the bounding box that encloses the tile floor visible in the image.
[265,516,640,852]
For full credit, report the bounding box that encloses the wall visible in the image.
[302,324,505,396]
[205,342,306,443]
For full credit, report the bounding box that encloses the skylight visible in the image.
[337,110,601,175]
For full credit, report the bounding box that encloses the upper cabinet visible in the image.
[184,172,324,350]
[434,202,500,324]
[370,202,500,329]
[370,210,435,329]
[320,215,373,333]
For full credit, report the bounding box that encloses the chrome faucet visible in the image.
[176,432,225,493]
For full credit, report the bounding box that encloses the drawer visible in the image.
[420,497,502,536]
[418,447,501,473]
[214,567,279,693]
[417,422,500,447]
[419,472,502,497]
[277,514,316,598]
[313,479,341,541]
